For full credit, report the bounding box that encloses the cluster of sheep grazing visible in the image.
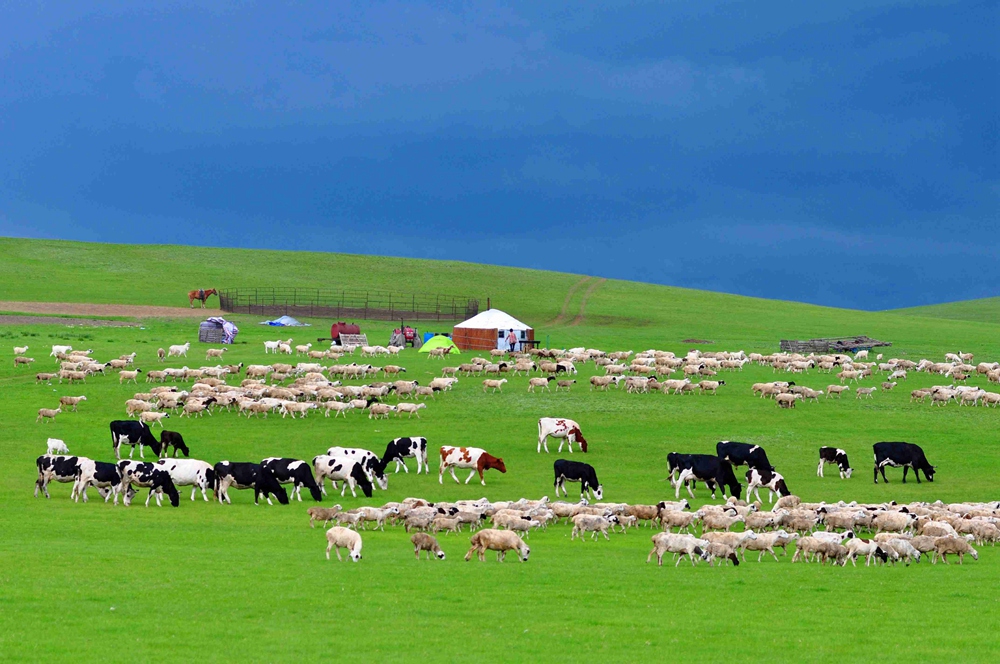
[645,494,995,567]
[910,385,1000,407]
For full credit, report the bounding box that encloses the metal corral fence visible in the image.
[218,287,479,322]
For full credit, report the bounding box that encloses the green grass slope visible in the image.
[889,296,1000,325]
[3,238,1000,661]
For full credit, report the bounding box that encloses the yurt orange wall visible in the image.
[452,327,499,351]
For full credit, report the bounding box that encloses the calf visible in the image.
[716,441,773,471]
[213,461,289,505]
[745,468,790,503]
[537,417,588,453]
[439,446,506,486]
[553,459,603,500]
[412,533,446,560]
[380,436,429,474]
[873,442,936,484]
[159,430,190,458]
[261,457,323,502]
[817,447,852,479]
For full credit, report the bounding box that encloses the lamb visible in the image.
[428,346,452,359]
[35,373,57,384]
[931,537,978,564]
[742,530,796,562]
[278,344,293,355]
[295,343,312,355]
[464,529,530,562]
[36,408,61,423]
[325,526,363,562]
[412,533,447,560]
[119,370,142,384]
[50,345,73,357]
[646,532,710,567]
[368,403,396,419]
[355,506,399,531]
[845,538,889,566]
[395,402,427,419]
[428,377,458,391]
[13,345,28,355]
[825,385,850,398]
[855,386,877,399]
[700,512,744,532]
[570,514,619,541]
[432,516,463,535]
[839,370,863,383]
[46,438,69,455]
[157,348,166,362]
[775,392,802,408]
[307,506,343,528]
[58,395,87,412]
[555,379,576,391]
[205,348,227,359]
[528,377,554,392]
[140,411,170,427]
[885,538,922,564]
[704,542,740,567]
[482,379,508,393]
[167,343,191,358]
[698,380,725,395]
[280,401,317,418]
[14,356,35,367]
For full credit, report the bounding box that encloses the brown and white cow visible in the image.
[439,446,506,486]
[537,417,588,453]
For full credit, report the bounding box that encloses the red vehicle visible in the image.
[330,322,361,345]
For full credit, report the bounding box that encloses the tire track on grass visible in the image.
[570,278,606,326]
[549,276,591,326]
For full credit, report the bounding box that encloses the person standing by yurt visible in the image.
[506,328,519,352]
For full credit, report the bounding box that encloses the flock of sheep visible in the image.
[19,338,999,567]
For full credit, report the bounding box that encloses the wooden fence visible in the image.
[218,288,479,322]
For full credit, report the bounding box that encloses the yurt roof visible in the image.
[454,308,532,331]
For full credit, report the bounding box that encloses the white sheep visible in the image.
[46,438,69,455]
[167,343,190,358]
[325,526,363,562]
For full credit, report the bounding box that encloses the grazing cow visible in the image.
[158,431,190,458]
[537,417,588,453]
[155,458,215,502]
[670,454,742,500]
[117,461,181,507]
[553,459,604,500]
[213,461,289,505]
[715,441,774,471]
[818,447,853,479]
[439,446,507,486]
[34,455,88,500]
[326,446,388,490]
[109,420,162,460]
[745,467,790,503]
[261,457,323,501]
[873,442,936,484]
[312,455,374,498]
[74,459,132,505]
[380,437,429,474]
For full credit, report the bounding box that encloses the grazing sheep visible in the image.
[704,542,740,567]
[14,356,35,368]
[325,526,363,562]
[464,529,530,562]
[307,505,343,528]
[58,395,87,412]
[46,438,69,455]
[157,348,166,362]
[412,533,447,560]
[36,408,61,423]
[856,387,877,399]
[932,537,978,564]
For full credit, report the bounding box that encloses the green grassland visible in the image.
[889,296,1000,325]
[2,239,1000,662]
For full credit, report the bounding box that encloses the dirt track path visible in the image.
[0,301,213,319]
[549,277,591,326]
[569,278,606,326]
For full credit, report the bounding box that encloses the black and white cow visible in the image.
[313,455,374,498]
[159,430,190,458]
[116,460,180,507]
[745,467,790,503]
[261,457,323,502]
[873,442,936,484]
[155,458,215,501]
[380,437,429,474]
[213,461,289,505]
[326,446,388,489]
[818,447,852,479]
[110,420,162,460]
[553,459,603,500]
[716,441,774,471]
[670,453,742,500]
[75,459,133,504]
[35,455,89,500]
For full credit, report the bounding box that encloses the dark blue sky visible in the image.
[1,1,996,310]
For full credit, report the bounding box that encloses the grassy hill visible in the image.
[889,296,1000,325]
[3,237,1000,661]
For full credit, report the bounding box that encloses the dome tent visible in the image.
[453,308,533,351]
[418,334,460,354]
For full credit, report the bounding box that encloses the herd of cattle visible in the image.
[21,341,998,566]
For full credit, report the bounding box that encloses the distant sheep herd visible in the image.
[18,340,1000,566]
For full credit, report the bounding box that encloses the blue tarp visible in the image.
[260,315,310,327]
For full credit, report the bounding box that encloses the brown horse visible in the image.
[188,288,218,308]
